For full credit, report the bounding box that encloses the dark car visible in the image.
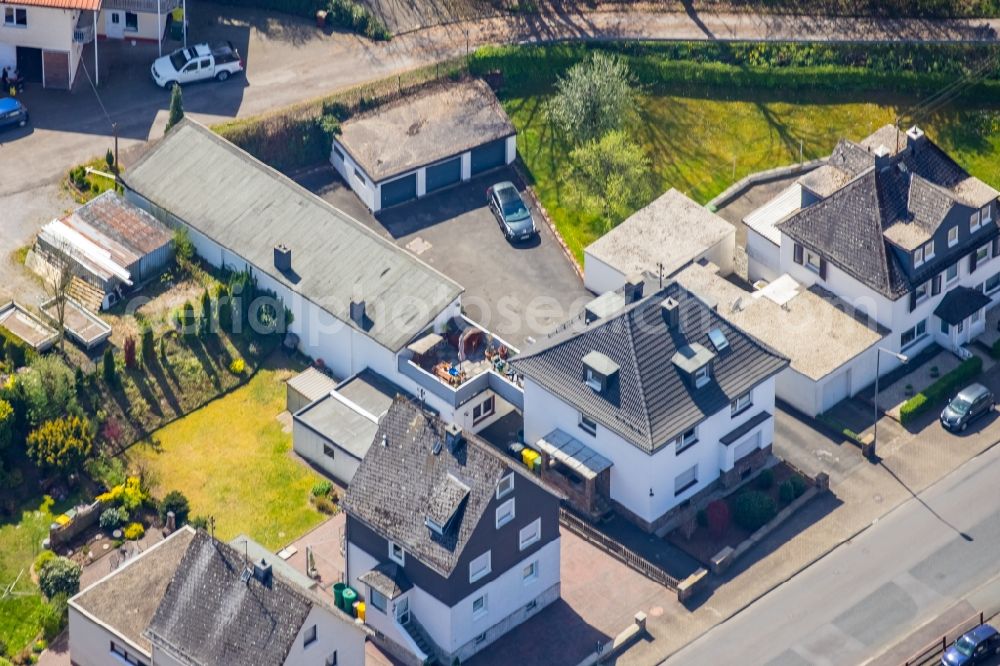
[0,97,28,131]
[940,383,994,432]
[942,624,1000,665]
[487,181,538,242]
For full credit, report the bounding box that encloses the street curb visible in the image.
[655,433,1000,665]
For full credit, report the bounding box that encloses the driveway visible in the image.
[298,165,590,348]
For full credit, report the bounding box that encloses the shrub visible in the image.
[38,557,80,599]
[779,475,809,504]
[123,522,145,541]
[102,347,117,388]
[123,336,137,370]
[200,289,213,336]
[21,356,78,427]
[0,399,13,452]
[311,480,333,497]
[695,508,708,528]
[189,514,209,530]
[159,490,190,525]
[32,550,56,575]
[32,640,46,654]
[140,325,154,360]
[39,594,68,641]
[0,327,33,367]
[706,499,731,538]
[313,496,336,514]
[26,416,94,473]
[96,477,148,513]
[899,356,982,425]
[229,358,246,375]
[99,506,129,531]
[105,148,115,171]
[732,491,777,532]
[756,468,774,490]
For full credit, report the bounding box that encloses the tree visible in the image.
[21,356,78,427]
[166,83,184,133]
[547,51,638,144]
[570,130,654,228]
[159,490,190,526]
[105,147,115,173]
[103,347,117,388]
[199,289,213,337]
[0,399,13,452]
[140,325,154,360]
[123,335,137,369]
[37,557,81,599]
[173,227,195,273]
[42,243,76,352]
[27,416,93,473]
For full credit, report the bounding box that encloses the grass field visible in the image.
[128,357,325,550]
[506,91,1000,263]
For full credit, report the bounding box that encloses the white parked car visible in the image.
[151,42,243,89]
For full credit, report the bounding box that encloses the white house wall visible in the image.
[747,228,781,284]
[704,230,736,277]
[0,5,80,87]
[68,605,152,666]
[582,252,625,295]
[292,417,362,486]
[97,9,167,41]
[282,605,366,666]
[331,140,377,212]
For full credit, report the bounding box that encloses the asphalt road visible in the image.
[666,441,1000,666]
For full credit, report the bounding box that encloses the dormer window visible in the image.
[971,211,982,232]
[694,366,711,388]
[948,226,959,247]
[581,351,619,395]
[672,343,716,389]
[913,246,924,267]
[584,367,602,392]
[388,541,405,566]
[983,205,994,225]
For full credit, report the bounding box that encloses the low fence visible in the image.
[559,508,679,591]
[903,612,987,666]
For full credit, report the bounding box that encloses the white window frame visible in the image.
[369,588,387,612]
[496,473,514,500]
[674,426,698,455]
[948,226,959,247]
[522,560,539,584]
[469,551,491,583]
[326,652,338,666]
[804,249,822,274]
[987,272,1000,295]
[472,395,495,424]
[971,211,982,231]
[472,594,488,620]
[674,464,698,497]
[579,413,597,436]
[519,517,541,550]
[983,205,994,225]
[914,280,929,304]
[730,391,753,417]
[693,365,710,388]
[584,367,602,392]
[303,624,317,648]
[946,263,959,286]
[923,240,935,261]
[900,320,927,350]
[388,541,405,566]
[4,7,26,27]
[495,498,515,529]
[913,246,924,267]
[972,308,982,323]
[977,245,990,264]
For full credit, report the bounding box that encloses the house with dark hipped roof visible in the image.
[68,526,365,666]
[512,277,788,534]
[752,125,999,372]
[342,397,561,665]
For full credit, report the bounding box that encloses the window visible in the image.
[323,443,336,459]
[326,652,338,666]
[495,498,515,529]
[110,642,149,666]
[674,464,698,496]
[110,12,120,23]
[977,245,990,264]
[354,168,366,184]
[913,246,924,267]
[124,11,137,31]
[522,560,539,583]
[900,320,927,349]
[971,211,982,231]
[473,395,495,425]
[579,413,597,436]
[369,589,387,612]
[111,643,128,658]
[525,600,537,612]
[4,7,27,26]
[949,226,959,247]
[947,264,959,285]
[388,541,405,565]
[972,309,981,323]
[730,391,753,416]
[940,318,949,334]
[472,594,488,619]
[333,145,345,161]
[496,473,514,499]
[914,281,929,304]
[805,249,823,275]
[584,367,602,392]
[987,272,1000,294]
[693,365,710,388]
[303,624,317,648]
[674,427,698,455]
[983,205,994,225]
[469,550,491,583]
[519,518,540,550]
[923,240,935,260]
[475,633,487,644]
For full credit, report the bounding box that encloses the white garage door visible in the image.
[821,368,852,413]
[733,431,761,463]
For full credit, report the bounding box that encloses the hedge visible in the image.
[899,355,983,425]
[211,0,389,39]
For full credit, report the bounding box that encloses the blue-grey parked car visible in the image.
[942,624,1000,665]
[487,181,538,242]
[940,383,994,432]
[0,97,28,132]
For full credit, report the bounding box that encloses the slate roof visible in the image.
[511,279,788,454]
[145,530,317,666]
[359,561,412,599]
[123,120,463,352]
[934,286,992,326]
[779,126,999,300]
[342,398,552,577]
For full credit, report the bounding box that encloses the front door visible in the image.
[394,596,409,625]
[106,11,125,39]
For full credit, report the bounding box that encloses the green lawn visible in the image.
[506,91,1000,263]
[0,495,69,653]
[129,357,325,550]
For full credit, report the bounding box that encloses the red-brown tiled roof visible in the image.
[2,0,102,12]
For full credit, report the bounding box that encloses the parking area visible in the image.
[299,165,590,349]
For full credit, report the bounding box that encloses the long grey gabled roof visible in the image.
[124,120,463,352]
[512,281,788,454]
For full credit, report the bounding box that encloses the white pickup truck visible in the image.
[151,42,243,89]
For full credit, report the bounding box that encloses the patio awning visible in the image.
[934,287,991,326]
[359,562,412,600]
[407,332,443,356]
[537,429,613,481]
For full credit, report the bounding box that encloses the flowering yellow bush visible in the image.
[96,477,148,512]
[229,358,246,375]
[123,522,145,541]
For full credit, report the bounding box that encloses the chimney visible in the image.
[253,558,273,586]
[444,422,463,452]
[165,511,176,533]
[906,125,926,153]
[661,297,680,330]
[873,145,892,172]
[349,283,365,326]
[623,274,645,303]
[274,244,291,272]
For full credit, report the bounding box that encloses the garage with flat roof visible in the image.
[331,79,517,212]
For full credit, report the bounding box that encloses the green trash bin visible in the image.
[169,21,184,41]
[332,582,346,611]
[341,587,358,614]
